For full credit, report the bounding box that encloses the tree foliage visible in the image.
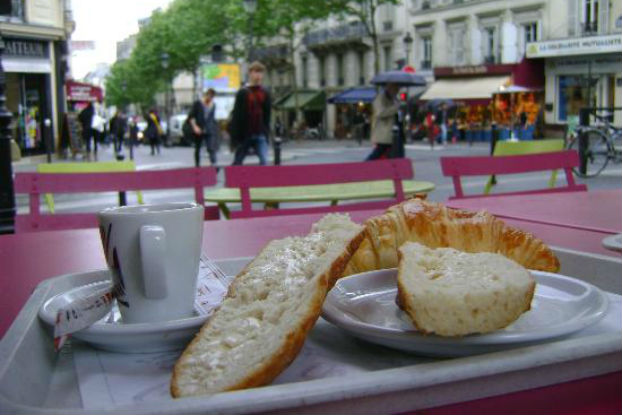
[105,0,396,108]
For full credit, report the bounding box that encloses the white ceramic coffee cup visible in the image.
[97,202,204,324]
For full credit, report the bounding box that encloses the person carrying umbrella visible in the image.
[365,70,426,160]
[365,83,399,160]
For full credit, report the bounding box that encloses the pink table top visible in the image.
[0,208,620,413]
[447,189,622,235]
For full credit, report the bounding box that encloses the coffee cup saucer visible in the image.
[38,272,214,353]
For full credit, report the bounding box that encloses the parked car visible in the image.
[168,114,191,146]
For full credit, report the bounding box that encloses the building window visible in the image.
[558,75,596,121]
[583,0,599,33]
[337,53,344,86]
[448,26,465,66]
[1,0,25,20]
[482,27,497,64]
[358,51,366,85]
[383,45,392,71]
[319,56,326,87]
[520,22,538,55]
[301,56,308,88]
[421,36,432,69]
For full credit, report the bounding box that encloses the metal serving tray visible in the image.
[0,251,620,415]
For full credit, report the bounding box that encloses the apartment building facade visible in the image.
[1,0,74,154]
[527,0,622,126]
[261,3,410,138]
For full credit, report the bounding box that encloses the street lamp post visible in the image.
[0,34,15,234]
[160,52,170,146]
[243,0,258,62]
[403,32,413,67]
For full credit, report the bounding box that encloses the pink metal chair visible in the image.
[224,159,414,219]
[14,167,219,232]
[440,150,587,200]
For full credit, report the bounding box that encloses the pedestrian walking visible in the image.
[109,110,127,155]
[365,83,399,160]
[188,89,219,167]
[129,117,139,146]
[435,103,448,145]
[78,102,94,159]
[145,109,163,155]
[425,111,437,149]
[229,61,271,166]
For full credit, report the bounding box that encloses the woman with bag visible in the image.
[145,109,163,155]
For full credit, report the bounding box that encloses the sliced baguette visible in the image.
[397,242,536,336]
[171,214,365,398]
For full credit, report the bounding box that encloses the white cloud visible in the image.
[70,0,173,79]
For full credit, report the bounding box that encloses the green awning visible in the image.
[275,90,325,111]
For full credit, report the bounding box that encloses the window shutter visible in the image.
[568,0,578,36]
[598,0,609,34]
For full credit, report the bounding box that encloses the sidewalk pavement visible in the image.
[12,139,493,173]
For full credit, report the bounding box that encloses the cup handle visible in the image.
[139,225,168,299]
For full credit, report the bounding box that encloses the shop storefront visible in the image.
[3,37,55,156]
[273,90,326,138]
[420,60,544,141]
[527,33,622,127]
[328,87,376,140]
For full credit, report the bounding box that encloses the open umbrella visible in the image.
[370,70,426,86]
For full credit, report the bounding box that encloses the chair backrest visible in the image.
[14,167,218,232]
[224,159,413,218]
[36,160,137,173]
[440,150,587,199]
[37,161,141,213]
[492,139,565,156]
[483,139,566,194]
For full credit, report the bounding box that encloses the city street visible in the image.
[13,138,622,217]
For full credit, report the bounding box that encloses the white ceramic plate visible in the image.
[602,234,622,253]
[321,269,608,357]
[39,269,229,353]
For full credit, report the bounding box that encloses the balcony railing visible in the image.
[253,44,289,62]
[303,22,368,47]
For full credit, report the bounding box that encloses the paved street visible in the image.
[13,138,622,216]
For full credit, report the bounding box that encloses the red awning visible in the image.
[512,57,544,89]
[65,80,103,102]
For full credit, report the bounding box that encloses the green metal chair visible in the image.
[484,139,565,194]
[37,161,144,213]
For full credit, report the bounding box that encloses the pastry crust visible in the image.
[344,199,559,276]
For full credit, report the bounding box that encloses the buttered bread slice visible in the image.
[171,214,364,398]
[397,242,535,336]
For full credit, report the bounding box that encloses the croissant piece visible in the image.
[343,199,560,276]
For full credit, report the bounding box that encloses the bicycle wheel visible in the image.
[568,129,610,177]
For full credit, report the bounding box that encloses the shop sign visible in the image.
[434,63,515,78]
[4,38,48,59]
[66,81,103,102]
[526,34,622,58]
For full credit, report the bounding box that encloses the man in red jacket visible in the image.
[229,61,271,165]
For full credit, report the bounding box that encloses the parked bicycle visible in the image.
[565,112,622,178]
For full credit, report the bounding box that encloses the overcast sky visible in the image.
[70,0,173,79]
